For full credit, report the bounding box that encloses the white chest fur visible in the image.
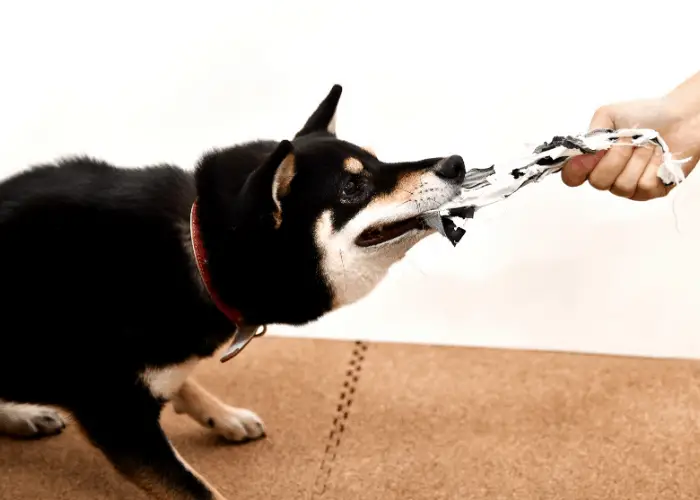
[140,359,199,400]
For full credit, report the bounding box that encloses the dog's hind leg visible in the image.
[172,378,265,442]
[0,400,66,438]
[73,386,227,500]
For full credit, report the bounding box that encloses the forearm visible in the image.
[664,71,700,163]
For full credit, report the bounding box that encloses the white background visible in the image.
[1,0,699,359]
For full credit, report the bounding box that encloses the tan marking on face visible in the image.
[272,154,296,229]
[362,146,376,157]
[365,170,424,208]
[343,157,364,174]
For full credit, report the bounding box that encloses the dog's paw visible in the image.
[0,403,66,439]
[207,406,265,442]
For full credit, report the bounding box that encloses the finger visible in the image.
[561,150,606,187]
[610,144,656,198]
[632,149,667,201]
[588,138,635,191]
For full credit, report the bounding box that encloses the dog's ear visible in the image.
[246,140,296,229]
[270,145,296,229]
[295,84,342,138]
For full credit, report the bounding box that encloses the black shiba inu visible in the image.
[0,85,465,499]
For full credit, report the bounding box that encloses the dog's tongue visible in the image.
[220,325,267,363]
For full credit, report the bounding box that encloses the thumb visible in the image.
[588,106,616,132]
[561,107,615,187]
[562,150,607,186]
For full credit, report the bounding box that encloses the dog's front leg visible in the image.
[74,388,226,500]
[172,378,265,442]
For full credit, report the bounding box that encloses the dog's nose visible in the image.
[434,155,466,184]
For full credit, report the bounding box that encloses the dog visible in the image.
[0,84,465,499]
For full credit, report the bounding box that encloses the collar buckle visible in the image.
[220,324,267,363]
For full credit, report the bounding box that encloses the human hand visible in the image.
[561,94,700,201]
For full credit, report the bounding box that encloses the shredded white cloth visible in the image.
[424,128,691,246]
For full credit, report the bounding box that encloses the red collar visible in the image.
[189,200,243,326]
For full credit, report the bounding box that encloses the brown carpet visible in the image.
[2,337,700,499]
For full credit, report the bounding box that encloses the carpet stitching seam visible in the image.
[311,340,368,498]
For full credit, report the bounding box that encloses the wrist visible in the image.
[665,71,700,120]
[664,78,700,163]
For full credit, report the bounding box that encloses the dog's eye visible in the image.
[343,180,360,196]
[340,176,367,203]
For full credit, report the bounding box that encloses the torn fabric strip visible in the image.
[423,128,690,246]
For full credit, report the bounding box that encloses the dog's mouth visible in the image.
[355,216,429,247]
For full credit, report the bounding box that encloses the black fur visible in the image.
[0,84,463,499]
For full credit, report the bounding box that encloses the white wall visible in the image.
[2,0,699,359]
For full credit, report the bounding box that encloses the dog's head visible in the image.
[195,85,464,326]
